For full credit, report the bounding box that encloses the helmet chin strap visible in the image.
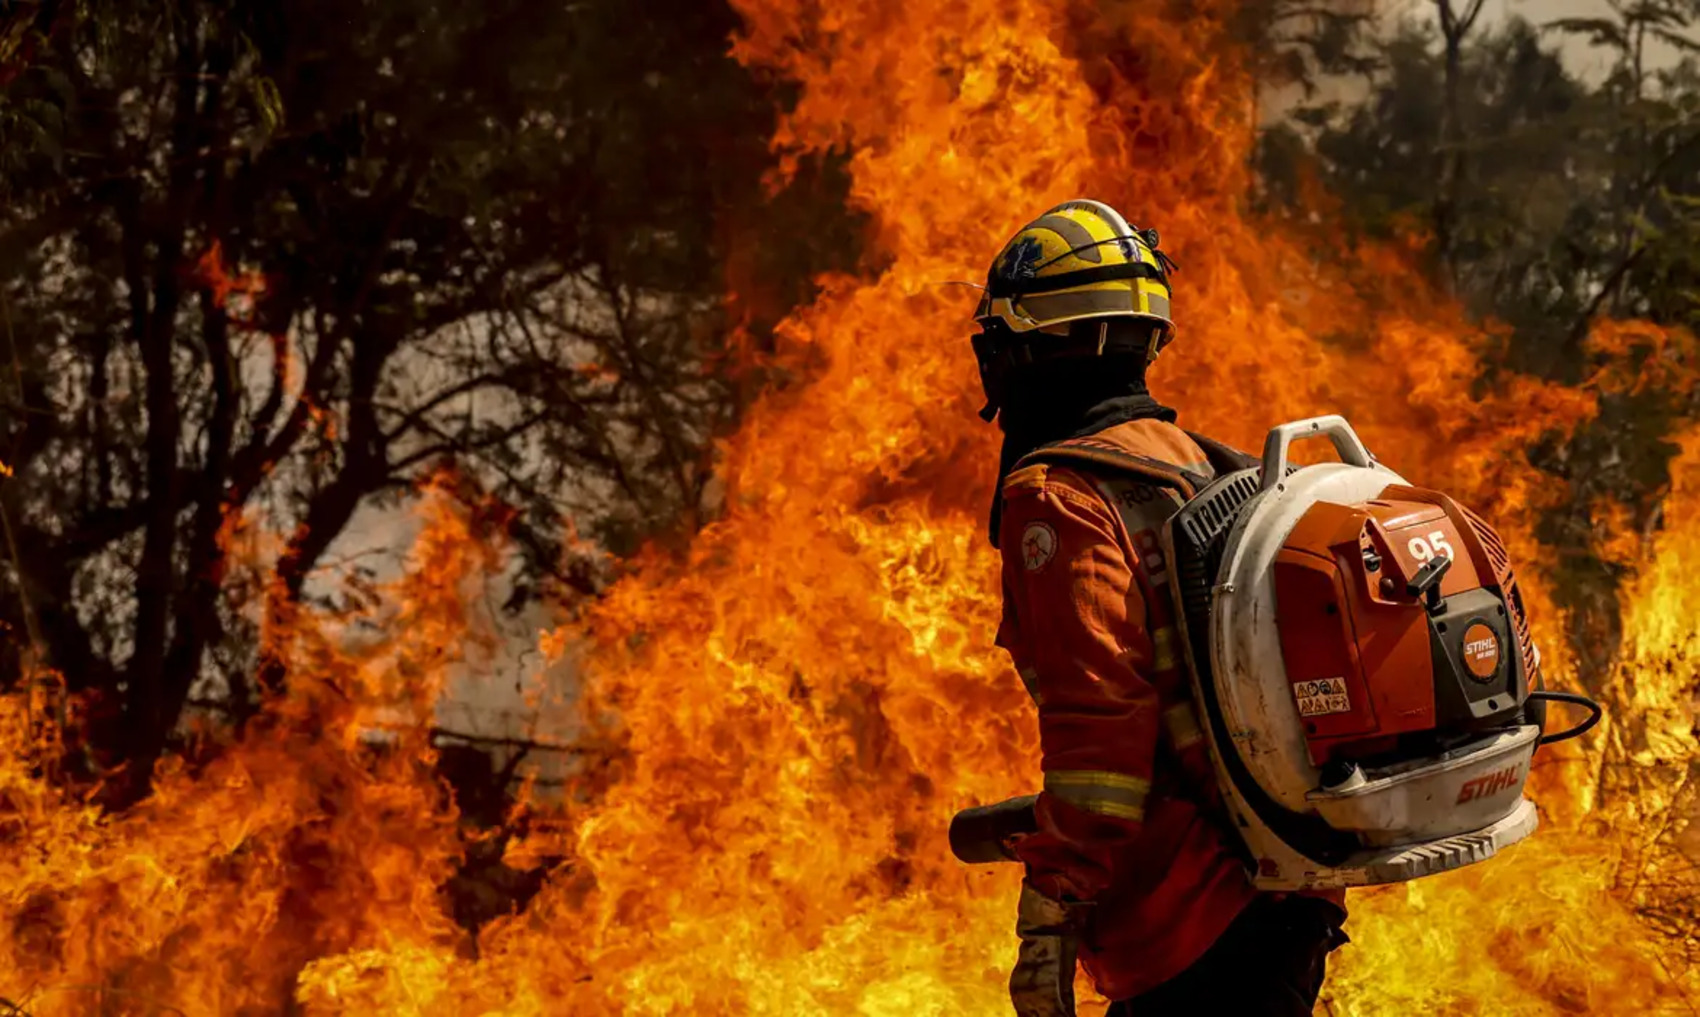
[1147,324,1171,363]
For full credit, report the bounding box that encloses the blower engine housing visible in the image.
[1163,416,1578,890]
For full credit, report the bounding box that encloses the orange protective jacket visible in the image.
[995,417,1334,1001]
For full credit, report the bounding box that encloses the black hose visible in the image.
[1528,690,1603,746]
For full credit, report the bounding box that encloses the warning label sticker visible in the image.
[1293,677,1352,718]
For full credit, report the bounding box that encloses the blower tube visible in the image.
[949,794,1038,864]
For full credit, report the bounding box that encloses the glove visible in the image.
[1008,883,1084,1017]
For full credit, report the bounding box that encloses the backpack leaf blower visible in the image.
[952,415,1601,890]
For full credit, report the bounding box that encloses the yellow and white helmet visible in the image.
[975,199,1174,338]
[970,200,1177,422]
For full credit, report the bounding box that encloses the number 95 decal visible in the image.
[1407,530,1454,563]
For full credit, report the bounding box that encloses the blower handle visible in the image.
[949,794,1039,864]
[1259,415,1376,492]
[1528,690,1603,746]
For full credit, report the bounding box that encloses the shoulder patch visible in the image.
[1020,520,1058,572]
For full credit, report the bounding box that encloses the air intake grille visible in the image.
[1461,504,1511,574]
[1460,505,1540,688]
[1176,470,1264,638]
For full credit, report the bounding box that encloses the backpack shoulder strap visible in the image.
[1183,430,1260,476]
[990,431,1257,546]
[1013,434,1215,499]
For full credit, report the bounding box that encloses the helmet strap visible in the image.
[973,326,1012,422]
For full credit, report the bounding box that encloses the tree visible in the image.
[1548,1,1700,337]
[0,0,860,803]
[1231,0,1380,96]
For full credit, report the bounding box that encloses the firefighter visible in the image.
[972,200,1349,1016]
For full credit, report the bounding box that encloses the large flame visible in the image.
[3,1,1697,1014]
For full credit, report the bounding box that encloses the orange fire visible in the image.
[2,1,1697,1014]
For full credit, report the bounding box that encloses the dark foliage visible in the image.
[0,0,862,802]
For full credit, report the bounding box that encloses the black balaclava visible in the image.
[988,352,1175,544]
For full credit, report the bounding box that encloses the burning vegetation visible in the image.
[1,0,1698,1014]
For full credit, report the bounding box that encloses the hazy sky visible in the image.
[1260,0,1689,121]
[1414,0,1688,77]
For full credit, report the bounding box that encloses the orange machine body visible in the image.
[1272,485,1539,768]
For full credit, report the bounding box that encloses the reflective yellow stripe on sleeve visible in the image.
[1163,700,1204,750]
[1044,769,1150,821]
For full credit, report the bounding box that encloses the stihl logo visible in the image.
[1461,621,1502,681]
[1456,763,1522,804]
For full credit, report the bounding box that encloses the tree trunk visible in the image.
[113,0,208,805]
[1432,0,1486,289]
